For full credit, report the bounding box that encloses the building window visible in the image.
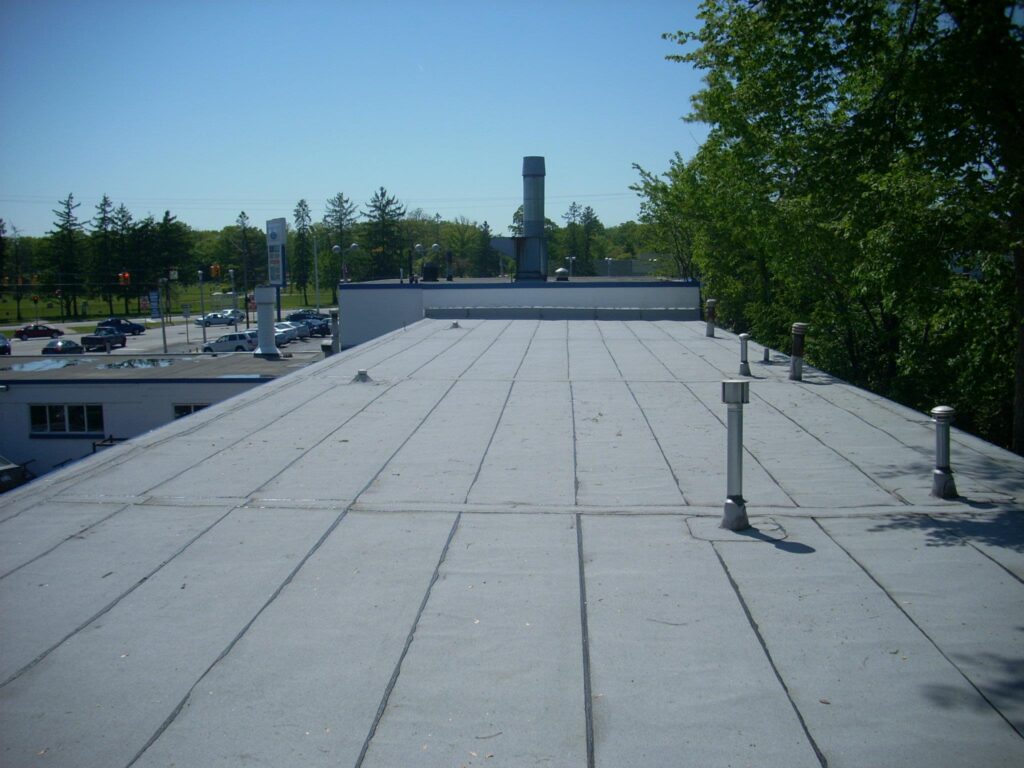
[30,404,104,435]
[173,404,209,419]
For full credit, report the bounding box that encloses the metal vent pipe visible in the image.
[930,406,958,499]
[721,379,751,531]
[789,322,808,380]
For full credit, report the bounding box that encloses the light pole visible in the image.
[313,236,320,312]
[229,269,238,328]
[158,278,169,353]
[333,243,358,285]
[566,255,576,279]
[197,270,207,346]
[605,257,613,277]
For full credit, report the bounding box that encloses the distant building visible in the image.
[0,352,319,480]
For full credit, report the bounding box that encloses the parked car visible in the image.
[96,317,145,335]
[283,320,311,339]
[202,332,257,353]
[273,322,298,343]
[15,323,63,340]
[0,333,10,355]
[218,309,245,323]
[81,327,127,351]
[245,328,289,347]
[195,312,234,327]
[289,315,330,336]
[286,309,330,323]
[41,339,84,355]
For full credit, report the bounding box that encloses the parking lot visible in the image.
[0,313,333,356]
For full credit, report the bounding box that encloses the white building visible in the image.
[0,352,320,477]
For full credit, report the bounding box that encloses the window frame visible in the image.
[29,403,105,437]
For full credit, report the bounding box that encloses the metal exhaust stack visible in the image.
[517,156,548,280]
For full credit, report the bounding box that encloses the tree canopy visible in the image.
[635,0,1024,452]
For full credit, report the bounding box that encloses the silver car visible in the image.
[273,322,298,343]
[195,312,233,327]
[202,332,256,353]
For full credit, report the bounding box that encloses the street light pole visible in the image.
[158,278,168,353]
[313,236,320,312]
[229,269,237,329]
[197,270,207,346]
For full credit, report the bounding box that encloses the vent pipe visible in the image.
[739,334,751,376]
[930,406,958,499]
[721,379,751,531]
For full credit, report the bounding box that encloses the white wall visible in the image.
[338,281,701,348]
[337,287,424,349]
[0,380,266,475]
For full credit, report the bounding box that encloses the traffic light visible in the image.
[117,271,131,286]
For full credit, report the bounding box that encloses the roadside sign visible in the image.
[149,291,161,320]
[267,218,286,287]
[182,303,191,319]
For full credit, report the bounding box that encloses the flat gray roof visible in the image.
[0,350,322,383]
[1,319,1022,767]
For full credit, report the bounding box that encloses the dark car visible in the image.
[41,339,84,355]
[96,317,145,335]
[0,333,10,355]
[81,326,128,351]
[287,310,331,336]
[15,323,64,340]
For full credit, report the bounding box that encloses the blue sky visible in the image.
[0,0,707,237]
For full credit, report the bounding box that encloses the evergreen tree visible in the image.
[363,187,406,279]
[235,212,257,320]
[324,192,358,297]
[156,211,191,313]
[90,195,116,314]
[112,204,134,314]
[292,199,312,304]
[47,194,84,318]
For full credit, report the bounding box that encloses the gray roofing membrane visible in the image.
[1,318,1022,767]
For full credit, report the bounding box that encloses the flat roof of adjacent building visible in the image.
[1,318,1022,767]
[0,350,322,383]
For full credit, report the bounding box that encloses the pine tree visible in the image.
[90,195,116,314]
[292,200,312,304]
[323,192,358,297]
[363,188,406,279]
[48,194,84,318]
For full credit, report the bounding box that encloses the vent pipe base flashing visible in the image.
[722,497,750,531]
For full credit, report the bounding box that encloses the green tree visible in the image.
[156,211,191,312]
[323,192,358,297]
[112,204,135,314]
[292,200,313,303]
[7,225,35,321]
[47,194,85,318]
[89,195,116,314]
[652,0,1024,451]
[235,211,259,318]
[363,187,406,279]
